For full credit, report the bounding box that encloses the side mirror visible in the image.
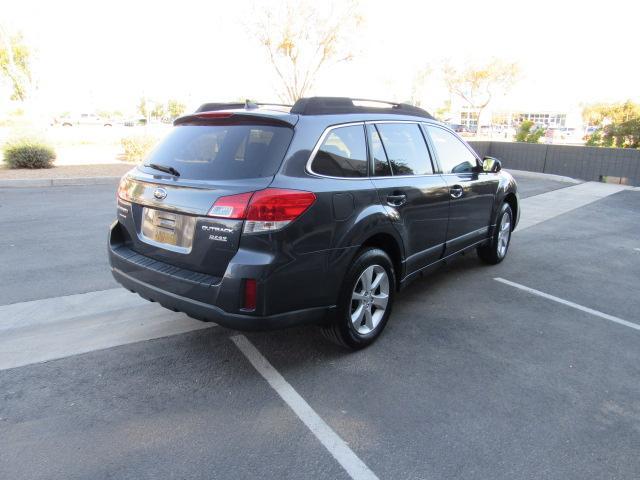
[482,156,502,173]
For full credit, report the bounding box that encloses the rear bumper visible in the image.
[108,221,338,331]
[111,266,331,331]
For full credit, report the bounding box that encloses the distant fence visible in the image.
[468,141,640,186]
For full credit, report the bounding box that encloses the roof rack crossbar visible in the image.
[290,97,434,119]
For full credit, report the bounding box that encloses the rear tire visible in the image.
[477,203,513,265]
[320,248,395,350]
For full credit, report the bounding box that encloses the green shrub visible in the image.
[585,119,640,149]
[515,120,544,143]
[121,134,158,162]
[585,129,603,146]
[3,138,56,169]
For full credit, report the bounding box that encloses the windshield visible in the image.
[140,124,293,180]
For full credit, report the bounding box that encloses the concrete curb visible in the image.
[0,176,121,188]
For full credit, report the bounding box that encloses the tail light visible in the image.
[208,188,316,233]
[207,192,253,219]
[244,188,316,233]
[117,176,132,202]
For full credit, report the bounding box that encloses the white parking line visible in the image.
[494,278,640,332]
[634,248,640,252]
[231,335,379,480]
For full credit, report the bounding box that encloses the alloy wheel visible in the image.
[350,265,389,335]
[497,212,511,258]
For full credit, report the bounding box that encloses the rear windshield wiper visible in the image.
[144,163,180,177]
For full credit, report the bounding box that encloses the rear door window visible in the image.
[375,123,433,175]
[311,125,368,177]
[141,124,293,180]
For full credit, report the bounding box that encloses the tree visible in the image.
[434,99,452,121]
[167,99,186,119]
[0,27,32,101]
[408,68,431,108]
[151,102,166,120]
[443,59,519,131]
[582,101,640,126]
[515,120,544,143]
[251,0,362,103]
[137,97,148,118]
[583,101,640,149]
[587,119,640,149]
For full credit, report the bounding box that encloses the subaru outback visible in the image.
[109,97,519,349]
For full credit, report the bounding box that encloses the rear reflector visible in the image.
[243,279,257,310]
[208,188,316,233]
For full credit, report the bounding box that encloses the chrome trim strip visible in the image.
[129,195,203,215]
[364,120,422,125]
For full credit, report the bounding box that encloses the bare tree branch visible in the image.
[250,0,362,104]
[443,59,519,128]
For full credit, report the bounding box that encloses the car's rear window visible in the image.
[141,125,293,180]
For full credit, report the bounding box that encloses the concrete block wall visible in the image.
[468,141,640,186]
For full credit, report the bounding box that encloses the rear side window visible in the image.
[425,125,478,174]
[375,123,433,175]
[311,125,368,177]
[141,124,293,180]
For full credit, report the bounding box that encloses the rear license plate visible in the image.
[141,208,195,251]
[152,227,178,245]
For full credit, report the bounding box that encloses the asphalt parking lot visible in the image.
[1,173,639,479]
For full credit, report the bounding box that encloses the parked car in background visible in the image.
[583,125,599,140]
[109,97,519,349]
[447,123,474,136]
[545,127,579,143]
[123,117,148,127]
[59,113,114,127]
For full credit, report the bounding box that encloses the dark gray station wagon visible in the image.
[109,97,519,349]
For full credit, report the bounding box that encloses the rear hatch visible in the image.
[116,115,295,277]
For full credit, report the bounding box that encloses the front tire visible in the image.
[321,248,395,349]
[477,203,513,264]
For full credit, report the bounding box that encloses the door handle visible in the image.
[386,193,407,207]
[449,185,464,199]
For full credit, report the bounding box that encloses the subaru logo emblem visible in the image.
[153,188,167,200]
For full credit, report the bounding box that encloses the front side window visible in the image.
[375,123,433,175]
[425,125,478,174]
[311,125,367,177]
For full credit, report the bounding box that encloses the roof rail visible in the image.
[195,100,293,113]
[290,97,434,119]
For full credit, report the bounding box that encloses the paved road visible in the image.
[2,174,639,480]
[0,182,118,304]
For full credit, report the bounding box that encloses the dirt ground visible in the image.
[0,163,133,179]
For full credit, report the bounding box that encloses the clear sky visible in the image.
[3,0,639,115]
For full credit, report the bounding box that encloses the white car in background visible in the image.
[59,113,113,127]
